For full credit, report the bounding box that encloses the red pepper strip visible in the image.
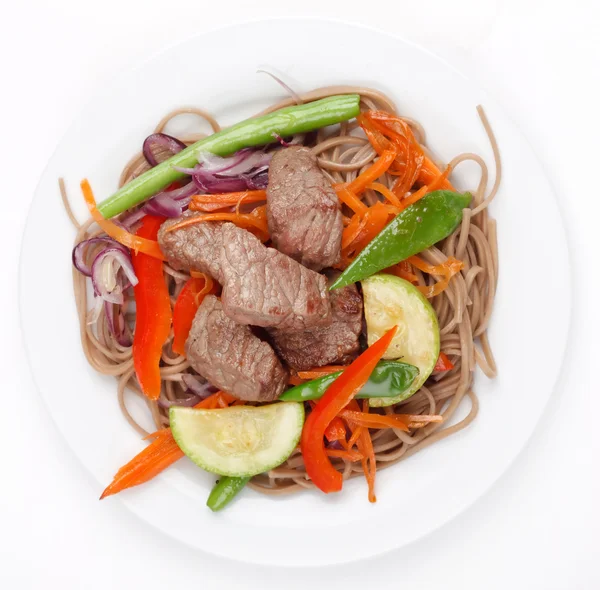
[434,352,454,372]
[172,275,214,356]
[300,326,397,494]
[131,215,172,400]
[324,417,347,443]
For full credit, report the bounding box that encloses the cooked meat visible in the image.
[267,146,343,271]
[157,214,224,281]
[185,295,288,402]
[270,281,363,371]
[220,223,331,331]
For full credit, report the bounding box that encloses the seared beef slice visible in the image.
[267,147,343,271]
[220,223,331,331]
[271,282,362,371]
[185,295,288,402]
[157,215,224,281]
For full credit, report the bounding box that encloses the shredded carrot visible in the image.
[341,410,411,432]
[100,428,183,499]
[399,165,453,211]
[81,179,165,260]
[434,352,455,372]
[341,202,392,263]
[196,391,239,409]
[191,190,267,212]
[368,182,402,207]
[288,375,305,386]
[335,185,368,215]
[408,255,464,298]
[326,448,363,462]
[386,260,419,284]
[344,150,397,195]
[419,156,455,190]
[297,366,349,380]
[342,408,443,431]
[168,205,269,241]
[324,417,347,442]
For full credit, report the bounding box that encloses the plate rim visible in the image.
[19,16,573,566]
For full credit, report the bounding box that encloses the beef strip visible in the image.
[270,280,363,371]
[267,146,343,271]
[185,295,288,402]
[219,223,331,331]
[157,214,224,281]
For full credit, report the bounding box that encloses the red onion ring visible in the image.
[143,133,186,167]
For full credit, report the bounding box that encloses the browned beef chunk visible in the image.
[219,223,331,331]
[266,147,343,271]
[157,214,224,281]
[270,281,363,371]
[185,295,288,402]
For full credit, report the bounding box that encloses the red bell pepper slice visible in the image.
[434,352,454,372]
[300,326,397,494]
[131,215,172,400]
[172,276,214,356]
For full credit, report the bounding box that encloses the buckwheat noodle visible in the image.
[62,86,500,495]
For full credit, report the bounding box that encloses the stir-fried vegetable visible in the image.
[279,361,419,402]
[206,476,251,512]
[100,428,183,499]
[131,216,172,400]
[362,274,439,407]
[170,403,304,477]
[300,326,397,495]
[81,179,166,260]
[172,275,214,356]
[190,190,267,212]
[331,190,471,289]
[97,95,361,219]
[434,352,454,372]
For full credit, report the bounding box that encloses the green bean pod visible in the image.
[279,361,419,402]
[206,476,251,512]
[331,190,472,290]
[98,94,361,219]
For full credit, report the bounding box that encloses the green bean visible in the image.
[279,361,419,402]
[206,476,251,512]
[98,94,361,219]
[331,190,472,290]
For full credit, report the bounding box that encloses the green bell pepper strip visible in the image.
[279,360,419,402]
[206,476,251,512]
[97,94,361,219]
[330,190,472,290]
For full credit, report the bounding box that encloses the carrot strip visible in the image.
[368,182,402,207]
[81,179,165,260]
[386,260,419,284]
[335,186,369,215]
[297,366,349,380]
[399,165,453,211]
[324,417,347,442]
[344,150,397,195]
[326,449,363,462]
[191,190,266,206]
[419,157,455,190]
[341,410,411,432]
[100,428,183,499]
[168,205,269,241]
[408,255,464,298]
[356,420,376,502]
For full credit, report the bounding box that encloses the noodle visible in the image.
[64,86,500,497]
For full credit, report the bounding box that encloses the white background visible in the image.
[1,0,598,588]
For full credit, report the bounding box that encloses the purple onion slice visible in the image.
[143,133,186,167]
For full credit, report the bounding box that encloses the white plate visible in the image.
[20,19,570,566]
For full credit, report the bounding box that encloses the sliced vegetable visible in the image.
[81,179,166,260]
[331,190,472,289]
[131,215,172,400]
[100,428,183,499]
[190,190,267,212]
[206,476,251,512]
[300,327,397,495]
[434,352,454,372]
[170,402,304,477]
[279,361,419,402]
[361,274,439,407]
[172,275,214,356]
[409,255,464,298]
[97,95,361,219]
